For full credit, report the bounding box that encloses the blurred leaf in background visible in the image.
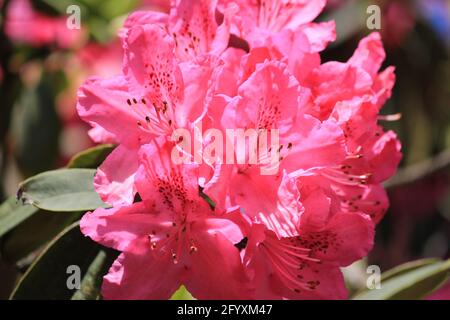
[11,71,61,176]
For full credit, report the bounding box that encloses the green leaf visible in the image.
[170,286,195,300]
[352,259,450,300]
[10,222,102,300]
[381,258,441,282]
[67,144,115,169]
[1,211,81,265]
[11,73,61,176]
[17,169,109,212]
[71,248,119,300]
[0,197,38,238]
[199,187,216,210]
[83,0,139,20]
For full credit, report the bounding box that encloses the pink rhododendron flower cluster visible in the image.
[77,0,402,300]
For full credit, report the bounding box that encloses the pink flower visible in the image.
[77,0,402,300]
[5,0,85,48]
[287,32,402,223]
[221,0,327,47]
[216,59,347,226]
[77,0,239,206]
[243,212,373,299]
[122,0,233,61]
[81,140,250,299]
[77,23,217,205]
[235,178,374,299]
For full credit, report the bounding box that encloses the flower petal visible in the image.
[123,23,184,108]
[77,75,141,147]
[298,211,375,266]
[170,0,230,60]
[185,217,251,299]
[349,32,386,78]
[81,202,155,254]
[94,144,138,206]
[102,252,183,299]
